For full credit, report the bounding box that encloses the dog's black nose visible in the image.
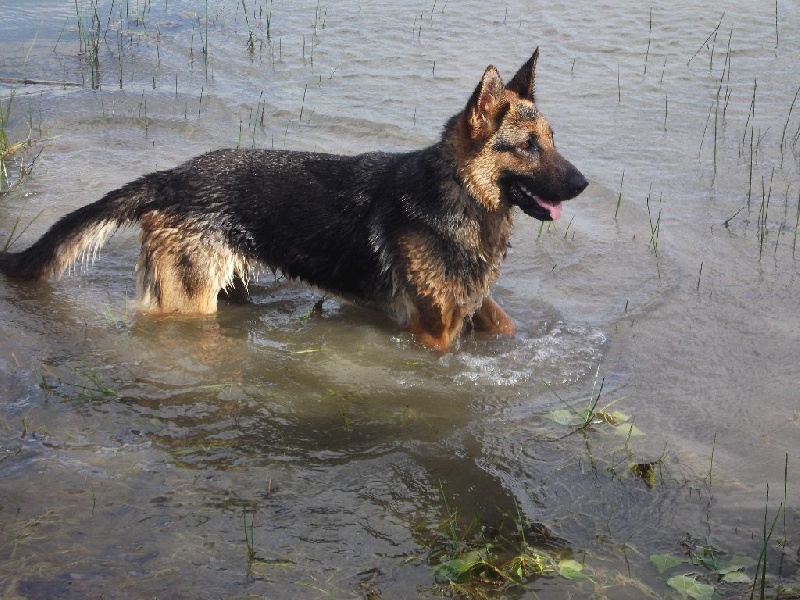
[570,170,589,196]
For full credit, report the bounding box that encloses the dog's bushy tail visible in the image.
[0,176,155,280]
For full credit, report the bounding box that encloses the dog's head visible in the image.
[452,48,588,221]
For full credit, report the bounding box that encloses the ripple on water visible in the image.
[442,322,608,388]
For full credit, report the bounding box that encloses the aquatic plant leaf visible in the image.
[632,463,658,487]
[666,574,715,600]
[434,550,484,582]
[545,409,581,426]
[650,553,686,574]
[721,570,751,583]
[614,422,645,437]
[693,552,720,573]
[608,410,631,423]
[557,559,585,580]
[717,554,756,574]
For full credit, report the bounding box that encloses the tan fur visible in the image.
[450,69,509,212]
[395,201,514,349]
[136,211,251,314]
[54,220,118,279]
[451,88,556,213]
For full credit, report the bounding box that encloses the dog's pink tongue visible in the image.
[536,197,562,220]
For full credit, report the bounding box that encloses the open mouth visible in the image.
[513,183,563,221]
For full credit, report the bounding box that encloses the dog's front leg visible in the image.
[471,296,515,335]
[407,302,468,351]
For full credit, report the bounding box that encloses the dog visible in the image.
[0,48,587,350]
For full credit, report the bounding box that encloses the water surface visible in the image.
[1,0,798,597]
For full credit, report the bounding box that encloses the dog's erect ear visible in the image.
[466,65,506,137]
[505,47,539,102]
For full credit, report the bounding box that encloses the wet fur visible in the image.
[0,49,587,350]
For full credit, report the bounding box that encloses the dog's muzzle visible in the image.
[508,169,588,222]
[514,183,563,221]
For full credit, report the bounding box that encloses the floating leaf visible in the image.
[650,553,686,574]
[717,554,757,574]
[722,570,751,583]
[557,559,585,580]
[434,550,483,582]
[614,422,645,437]
[545,409,581,427]
[692,551,720,573]
[608,410,631,423]
[594,410,630,425]
[666,574,715,600]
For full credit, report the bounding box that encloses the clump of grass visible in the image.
[741,79,758,154]
[242,507,258,565]
[240,0,264,55]
[687,12,725,67]
[544,366,643,439]
[752,478,787,600]
[39,361,119,404]
[650,456,796,600]
[757,170,774,259]
[651,534,755,599]
[774,0,779,48]
[74,0,102,88]
[3,209,44,252]
[792,188,799,258]
[646,187,663,277]
[203,0,209,62]
[713,84,721,175]
[239,0,272,57]
[696,261,704,291]
[648,439,796,600]
[0,89,43,196]
[747,126,755,208]
[644,7,652,75]
[0,89,11,153]
[545,366,610,433]
[299,83,308,121]
[543,367,660,491]
[241,506,295,575]
[779,85,799,163]
[428,483,583,592]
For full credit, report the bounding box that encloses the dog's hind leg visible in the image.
[136,212,250,314]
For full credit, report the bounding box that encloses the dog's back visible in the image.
[0,147,451,317]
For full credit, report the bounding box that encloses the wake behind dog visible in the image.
[0,48,587,350]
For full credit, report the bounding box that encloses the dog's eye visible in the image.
[518,139,536,152]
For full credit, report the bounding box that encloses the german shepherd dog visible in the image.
[0,48,587,350]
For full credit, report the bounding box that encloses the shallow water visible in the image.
[1,0,798,598]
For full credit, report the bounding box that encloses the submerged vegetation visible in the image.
[424,494,583,596]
